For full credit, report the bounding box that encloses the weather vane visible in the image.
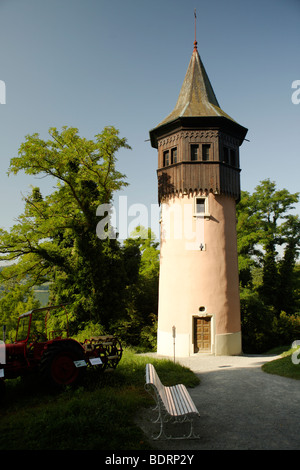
[194,8,197,51]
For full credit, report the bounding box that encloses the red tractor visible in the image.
[0,305,122,401]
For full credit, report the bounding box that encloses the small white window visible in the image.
[194,196,210,218]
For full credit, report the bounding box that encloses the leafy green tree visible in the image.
[114,227,159,349]
[237,179,299,277]
[258,240,280,308]
[237,179,300,351]
[237,179,299,303]
[0,283,39,340]
[236,192,262,286]
[128,226,159,319]
[277,216,300,314]
[0,126,131,332]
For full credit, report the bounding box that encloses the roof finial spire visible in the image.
[193,9,197,52]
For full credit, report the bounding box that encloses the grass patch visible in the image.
[262,347,300,380]
[0,349,199,450]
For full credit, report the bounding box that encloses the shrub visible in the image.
[270,312,300,348]
[73,321,106,342]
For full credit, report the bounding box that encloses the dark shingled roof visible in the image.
[154,43,236,128]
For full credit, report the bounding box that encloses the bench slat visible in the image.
[170,386,186,415]
[165,387,176,415]
[173,385,195,415]
[173,386,189,414]
[174,384,196,414]
[177,384,199,414]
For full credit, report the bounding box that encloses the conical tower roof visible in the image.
[149,37,248,149]
[156,41,235,127]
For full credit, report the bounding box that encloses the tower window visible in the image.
[194,196,210,217]
[163,150,169,166]
[191,144,198,161]
[171,147,177,164]
[196,198,205,214]
[202,144,210,161]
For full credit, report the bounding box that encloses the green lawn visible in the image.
[262,346,300,380]
[0,349,199,450]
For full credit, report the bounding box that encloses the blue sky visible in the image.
[0,0,299,237]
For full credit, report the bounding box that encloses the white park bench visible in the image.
[145,363,200,440]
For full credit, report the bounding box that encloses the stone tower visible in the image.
[149,39,248,356]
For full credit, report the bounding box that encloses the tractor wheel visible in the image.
[40,341,86,388]
[106,339,123,369]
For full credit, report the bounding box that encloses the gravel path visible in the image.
[136,353,300,450]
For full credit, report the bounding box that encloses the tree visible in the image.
[237,179,300,352]
[277,216,300,314]
[114,226,159,349]
[236,191,262,286]
[237,180,299,305]
[258,240,279,308]
[0,126,131,332]
[237,180,299,274]
[0,283,39,341]
[127,226,159,319]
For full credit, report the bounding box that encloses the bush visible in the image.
[241,288,275,353]
[73,321,106,342]
[241,286,300,353]
[270,312,300,348]
[112,307,157,352]
[139,314,157,351]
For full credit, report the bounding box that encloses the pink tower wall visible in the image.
[157,192,242,356]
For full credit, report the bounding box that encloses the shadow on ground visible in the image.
[136,355,300,450]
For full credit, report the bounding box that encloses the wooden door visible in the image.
[194,317,211,353]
